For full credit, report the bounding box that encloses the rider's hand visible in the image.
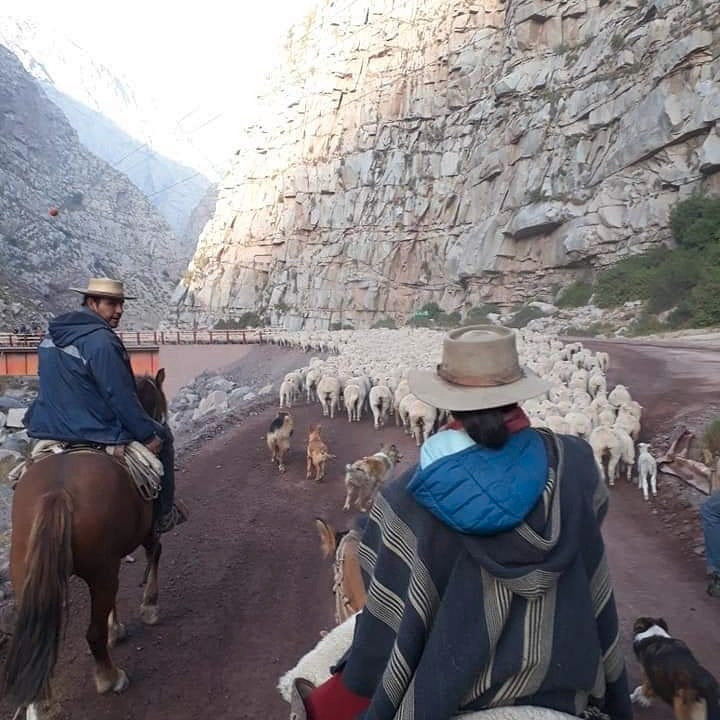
[144,435,163,454]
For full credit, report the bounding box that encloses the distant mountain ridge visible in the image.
[0,43,181,328]
[0,18,212,246]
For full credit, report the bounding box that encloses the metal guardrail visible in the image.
[0,328,286,348]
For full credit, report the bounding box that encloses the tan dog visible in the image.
[306,424,335,482]
[343,444,402,512]
[266,410,294,473]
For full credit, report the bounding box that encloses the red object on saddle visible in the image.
[48,206,59,217]
[305,671,371,720]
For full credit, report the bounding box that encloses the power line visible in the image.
[146,172,205,199]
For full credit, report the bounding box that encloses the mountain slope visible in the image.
[0,18,212,240]
[0,43,180,328]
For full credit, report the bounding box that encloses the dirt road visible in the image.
[1,342,718,720]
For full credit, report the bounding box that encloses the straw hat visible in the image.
[408,325,548,411]
[69,277,135,300]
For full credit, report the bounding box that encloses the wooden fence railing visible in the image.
[0,328,286,347]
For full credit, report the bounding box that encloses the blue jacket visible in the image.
[407,427,548,534]
[24,309,164,445]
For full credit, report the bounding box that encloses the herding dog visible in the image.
[343,444,402,512]
[266,411,294,473]
[631,616,719,720]
[306,424,335,482]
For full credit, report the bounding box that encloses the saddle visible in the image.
[8,439,163,501]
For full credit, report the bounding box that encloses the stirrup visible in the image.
[707,573,720,598]
[157,500,189,533]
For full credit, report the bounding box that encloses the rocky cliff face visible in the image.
[180,183,219,261]
[174,0,720,330]
[0,44,180,329]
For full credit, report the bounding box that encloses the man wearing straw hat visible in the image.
[24,277,188,533]
[291,325,631,720]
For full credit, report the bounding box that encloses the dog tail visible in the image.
[697,670,720,720]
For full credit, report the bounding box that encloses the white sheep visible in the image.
[369,385,393,429]
[637,443,658,500]
[409,398,438,446]
[316,375,341,419]
[589,426,622,486]
[608,384,632,408]
[278,378,297,408]
[612,426,635,483]
[344,383,362,422]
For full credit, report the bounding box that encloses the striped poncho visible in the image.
[335,430,633,720]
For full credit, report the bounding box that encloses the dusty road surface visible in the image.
[1,342,719,720]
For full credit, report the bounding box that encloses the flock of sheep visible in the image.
[266,327,659,500]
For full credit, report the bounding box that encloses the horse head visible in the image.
[135,368,168,424]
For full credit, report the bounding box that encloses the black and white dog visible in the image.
[631,617,719,720]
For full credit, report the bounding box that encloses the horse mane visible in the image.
[135,373,167,423]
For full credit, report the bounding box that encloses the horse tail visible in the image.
[4,489,73,705]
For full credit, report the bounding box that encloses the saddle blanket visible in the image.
[7,439,163,501]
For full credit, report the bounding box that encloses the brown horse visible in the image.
[2,368,169,716]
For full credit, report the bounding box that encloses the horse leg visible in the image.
[140,539,162,626]
[86,565,129,694]
[107,604,127,647]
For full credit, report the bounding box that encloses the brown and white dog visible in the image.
[266,410,294,473]
[306,424,335,482]
[343,443,402,512]
[631,616,719,720]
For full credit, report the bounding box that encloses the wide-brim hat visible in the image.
[69,277,136,300]
[408,324,548,411]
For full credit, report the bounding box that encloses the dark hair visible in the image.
[452,403,517,449]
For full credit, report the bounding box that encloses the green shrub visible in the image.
[670,192,720,250]
[419,302,442,319]
[627,312,668,337]
[703,417,720,457]
[560,322,614,337]
[214,312,265,330]
[507,305,544,328]
[371,316,397,329]
[644,249,702,313]
[556,281,593,308]
[690,264,720,326]
[464,303,500,324]
[435,310,461,328]
[593,248,666,307]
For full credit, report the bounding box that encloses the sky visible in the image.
[4,1,321,171]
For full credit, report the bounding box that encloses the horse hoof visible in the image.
[108,622,127,647]
[140,603,160,625]
[113,669,130,693]
[95,668,129,694]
